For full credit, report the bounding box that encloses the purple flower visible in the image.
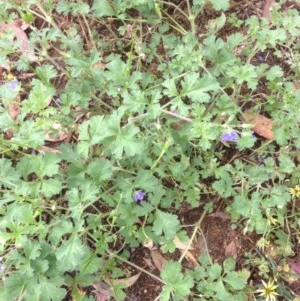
[259,156,265,164]
[6,79,20,92]
[133,191,146,202]
[253,153,265,165]
[0,263,3,273]
[31,150,37,155]
[257,55,264,62]
[54,97,62,104]
[221,131,239,142]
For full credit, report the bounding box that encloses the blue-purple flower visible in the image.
[257,55,264,62]
[221,131,239,142]
[133,191,146,202]
[254,153,265,165]
[6,78,20,92]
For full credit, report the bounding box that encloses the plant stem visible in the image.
[179,208,210,263]
[107,250,166,284]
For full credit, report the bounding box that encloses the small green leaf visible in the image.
[181,73,219,103]
[92,0,115,17]
[266,66,283,81]
[87,158,113,184]
[22,79,56,113]
[223,257,236,271]
[153,210,180,240]
[41,179,62,198]
[56,234,89,271]
[278,154,295,174]
[224,271,248,290]
[160,261,194,301]
[209,263,222,280]
[209,0,230,11]
[110,124,143,159]
[35,65,58,84]
[214,279,231,300]
[0,158,20,188]
[32,275,66,301]
[23,241,41,261]
[38,153,61,177]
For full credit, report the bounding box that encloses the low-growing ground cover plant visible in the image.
[0,0,300,300]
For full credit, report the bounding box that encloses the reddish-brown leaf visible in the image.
[44,122,70,142]
[39,146,62,154]
[150,250,167,271]
[243,111,274,140]
[173,235,194,250]
[8,100,20,120]
[92,282,110,301]
[225,240,238,259]
[289,260,300,274]
[0,20,36,61]
[262,0,274,21]
[103,272,141,288]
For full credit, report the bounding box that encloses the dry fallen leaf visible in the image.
[243,110,274,140]
[143,237,154,250]
[173,235,194,250]
[289,260,300,274]
[103,272,141,288]
[172,236,199,268]
[183,250,200,267]
[44,122,70,142]
[93,282,111,301]
[8,100,20,120]
[71,286,85,301]
[38,146,62,154]
[143,257,156,271]
[150,249,167,271]
[0,19,36,62]
[208,211,231,221]
[262,0,274,21]
[225,240,238,259]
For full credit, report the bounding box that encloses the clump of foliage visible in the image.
[0,0,300,300]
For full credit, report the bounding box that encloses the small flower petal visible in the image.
[133,191,146,202]
[257,55,265,62]
[6,78,20,92]
[221,131,239,142]
[256,280,279,301]
[289,185,300,198]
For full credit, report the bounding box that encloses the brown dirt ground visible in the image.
[124,209,260,301]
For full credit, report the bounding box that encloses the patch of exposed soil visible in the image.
[125,248,162,301]
[123,207,262,300]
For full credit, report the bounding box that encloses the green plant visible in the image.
[0,0,300,300]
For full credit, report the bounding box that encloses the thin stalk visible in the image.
[248,139,274,157]
[107,250,166,284]
[90,91,114,111]
[178,208,209,263]
[161,109,192,122]
[34,4,59,30]
[185,0,196,35]
[157,0,190,20]
[161,10,187,35]
[82,14,96,49]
